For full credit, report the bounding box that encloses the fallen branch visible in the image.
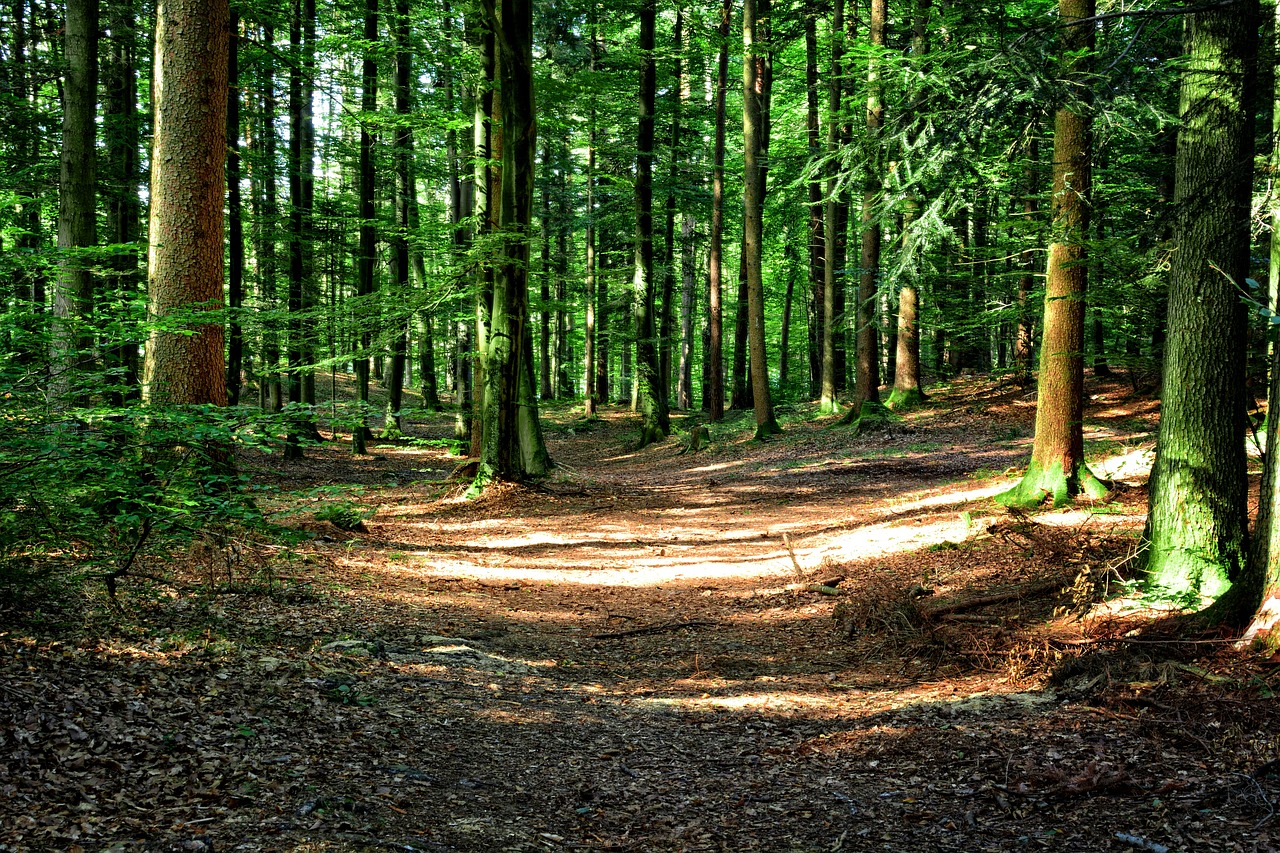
[782,533,805,582]
[588,620,716,640]
[921,576,1066,618]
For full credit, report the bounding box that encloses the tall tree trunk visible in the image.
[706,0,730,422]
[1014,136,1039,384]
[731,234,751,410]
[226,8,244,405]
[584,19,598,417]
[52,0,99,404]
[998,0,1106,508]
[354,0,378,453]
[634,0,669,446]
[1143,0,1257,618]
[819,0,845,413]
[256,23,283,414]
[805,1,825,399]
[471,11,499,458]
[102,0,141,404]
[478,0,550,483]
[743,0,779,437]
[300,0,319,413]
[142,0,229,406]
[659,6,684,405]
[855,0,886,408]
[677,212,696,409]
[383,0,411,436]
[539,136,553,400]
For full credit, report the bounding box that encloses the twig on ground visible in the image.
[921,576,1066,618]
[1115,832,1169,853]
[782,532,805,582]
[588,620,715,640]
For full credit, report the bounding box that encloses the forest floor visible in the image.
[4,375,1280,853]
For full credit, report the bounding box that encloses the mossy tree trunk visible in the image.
[997,0,1106,509]
[1142,0,1257,613]
[477,0,549,485]
[142,0,228,407]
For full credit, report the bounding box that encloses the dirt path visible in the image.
[2,378,1278,852]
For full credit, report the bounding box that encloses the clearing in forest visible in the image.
[2,377,1278,852]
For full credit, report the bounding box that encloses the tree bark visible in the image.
[819,0,845,414]
[354,0,378,454]
[805,2,825,400]
[634,0,669,447]
[1143,0,1257,616]
[998,0,1106,508]
[225,9,244,406]
[478,0,550,484]
[52,0,99,404]
[142,0,229,407]
[855,0,886,408]
[706,0,730,422]
[743,0,779,438]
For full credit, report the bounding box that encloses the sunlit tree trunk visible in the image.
[142,0,229,406]
[51,0,99,404]
[1143,0,1257,618]
[998,0,1106,507]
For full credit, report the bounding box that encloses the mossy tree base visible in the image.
[637,424,667,450]
[886,387,926,411]
[835,400,899,435]
[996,457,1109,509]
[753,417,782,441]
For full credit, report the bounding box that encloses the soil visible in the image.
[3,376,1279,853]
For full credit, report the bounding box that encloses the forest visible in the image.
[3,0,1280,850]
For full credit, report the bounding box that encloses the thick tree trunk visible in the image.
[52,0,99,404]
[743,0,779,438]
[634,0,669,447]
[1144,0,1257,616]
[998,0,1105,508]
[142,0,229,406]
[478,0,550,484]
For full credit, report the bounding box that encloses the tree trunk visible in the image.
[354,0,378,453]
[102,0,142,404]
[659,6,684,406]
[706,0,730,422]
[743,0,779,438]
[52,0,99,404]
[383,0,411,437]
[634,0,669,447]
[142,0,229,407]
[998,0,1106,508]
[539,136,553,400]
[1144,0,1257,616]
[225,10,244,406]
[1014,137,1039,384]
[855,0,886,409]
[478,0,550,484]
[677,212,696,409]
[819,0,845,414]
[805,1,825,400]
[255,23,284,414]
[584,20,598,417]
